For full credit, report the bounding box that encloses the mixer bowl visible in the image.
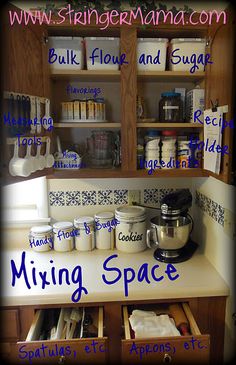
[148,215,192,250]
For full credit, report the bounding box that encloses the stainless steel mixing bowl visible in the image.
[146,215,192,250]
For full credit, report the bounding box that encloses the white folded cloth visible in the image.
[129,310,180,338]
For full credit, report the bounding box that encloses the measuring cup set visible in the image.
[9,137,54,177]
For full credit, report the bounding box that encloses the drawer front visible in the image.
[0,309,20,341]
[17,306,108,364]
[122,335,209,364]
[17,338,108,364]
[122,303,210,364]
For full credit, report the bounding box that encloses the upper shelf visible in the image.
[137,71,205,82]
[54,122,121,128]
[50,70,205,82]
[50,69,121,81]
[137,122,203,128]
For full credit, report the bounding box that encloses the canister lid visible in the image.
[74,216,94,226]
[115,206,146,221]
[53,221,73,230]
[30,225,52,234]
[94,211,114,220]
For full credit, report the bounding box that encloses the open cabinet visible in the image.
[1,4,235,184]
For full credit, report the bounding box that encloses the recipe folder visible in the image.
[203,106,228,174]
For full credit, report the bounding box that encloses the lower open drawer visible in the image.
[122,302,210,364]
[17,306,108,364]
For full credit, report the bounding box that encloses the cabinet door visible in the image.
[205,6,235,184]
[1,4,53,184]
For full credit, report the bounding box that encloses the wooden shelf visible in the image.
[49,167,208,179]
[54,122,121,128]
[137,122,203,128]
[137,71,205,82]
[50,69,120,81]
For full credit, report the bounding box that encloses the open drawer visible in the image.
[17,306,108,364]
[122,302,210,364]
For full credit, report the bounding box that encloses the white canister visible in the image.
[53,221,74,252]
[74,217,95,251]
[115,206,146,253]
[94,212,116,250]
[29,225,53,252]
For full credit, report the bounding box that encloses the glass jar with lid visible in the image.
[159,92,182,122]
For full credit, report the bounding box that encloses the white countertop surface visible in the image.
[2,248,229,306]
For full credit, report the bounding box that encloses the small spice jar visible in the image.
[159,92,182,122]
[74,217,95,251]
[29,225,53,252]
[94,212,115,250]
[53,221,74,252]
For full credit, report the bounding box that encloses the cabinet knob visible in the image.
[58,355,65,364]
[163,353,172,363]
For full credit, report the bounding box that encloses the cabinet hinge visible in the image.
[43,36,48,44]
[206,37,211,48]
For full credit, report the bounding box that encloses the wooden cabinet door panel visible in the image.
[1,4,53,183]
[205,7,235,183]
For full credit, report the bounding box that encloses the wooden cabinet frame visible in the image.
[2,4,235,183]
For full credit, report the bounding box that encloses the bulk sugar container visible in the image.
[169,38,206,72]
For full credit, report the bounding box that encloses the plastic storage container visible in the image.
[169,38,206,72]
[177,139,191,168]
[29,225,53,252]
[145,130,160,170]
[161,130,177,169]
[74,217,95,251]
[53,221,74,252]
[48,37,84,71]
[94,212,115,250]
[159,92,182,122]
[85,37,120,70]
[137,38,168,71]
[115,206,146,253]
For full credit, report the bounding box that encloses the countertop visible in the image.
[1,248,229,306]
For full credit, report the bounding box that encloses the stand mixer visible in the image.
[146,189,197,263]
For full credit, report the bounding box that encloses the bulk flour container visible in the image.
[85,37,120,70]
[48,36,84,71]
[169,38,206,72]
[137,38,168,71]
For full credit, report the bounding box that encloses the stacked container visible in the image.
[161,130,177,168]
[145,130,160,169]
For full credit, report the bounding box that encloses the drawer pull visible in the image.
[163,353,172,363]
[58,355,65,364]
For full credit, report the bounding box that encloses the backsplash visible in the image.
[195,190,225,226]
[47,178,193,221]
[49,188,180,207]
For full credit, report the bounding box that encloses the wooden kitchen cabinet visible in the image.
[2,4,235,184]
[1,296,226,364]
